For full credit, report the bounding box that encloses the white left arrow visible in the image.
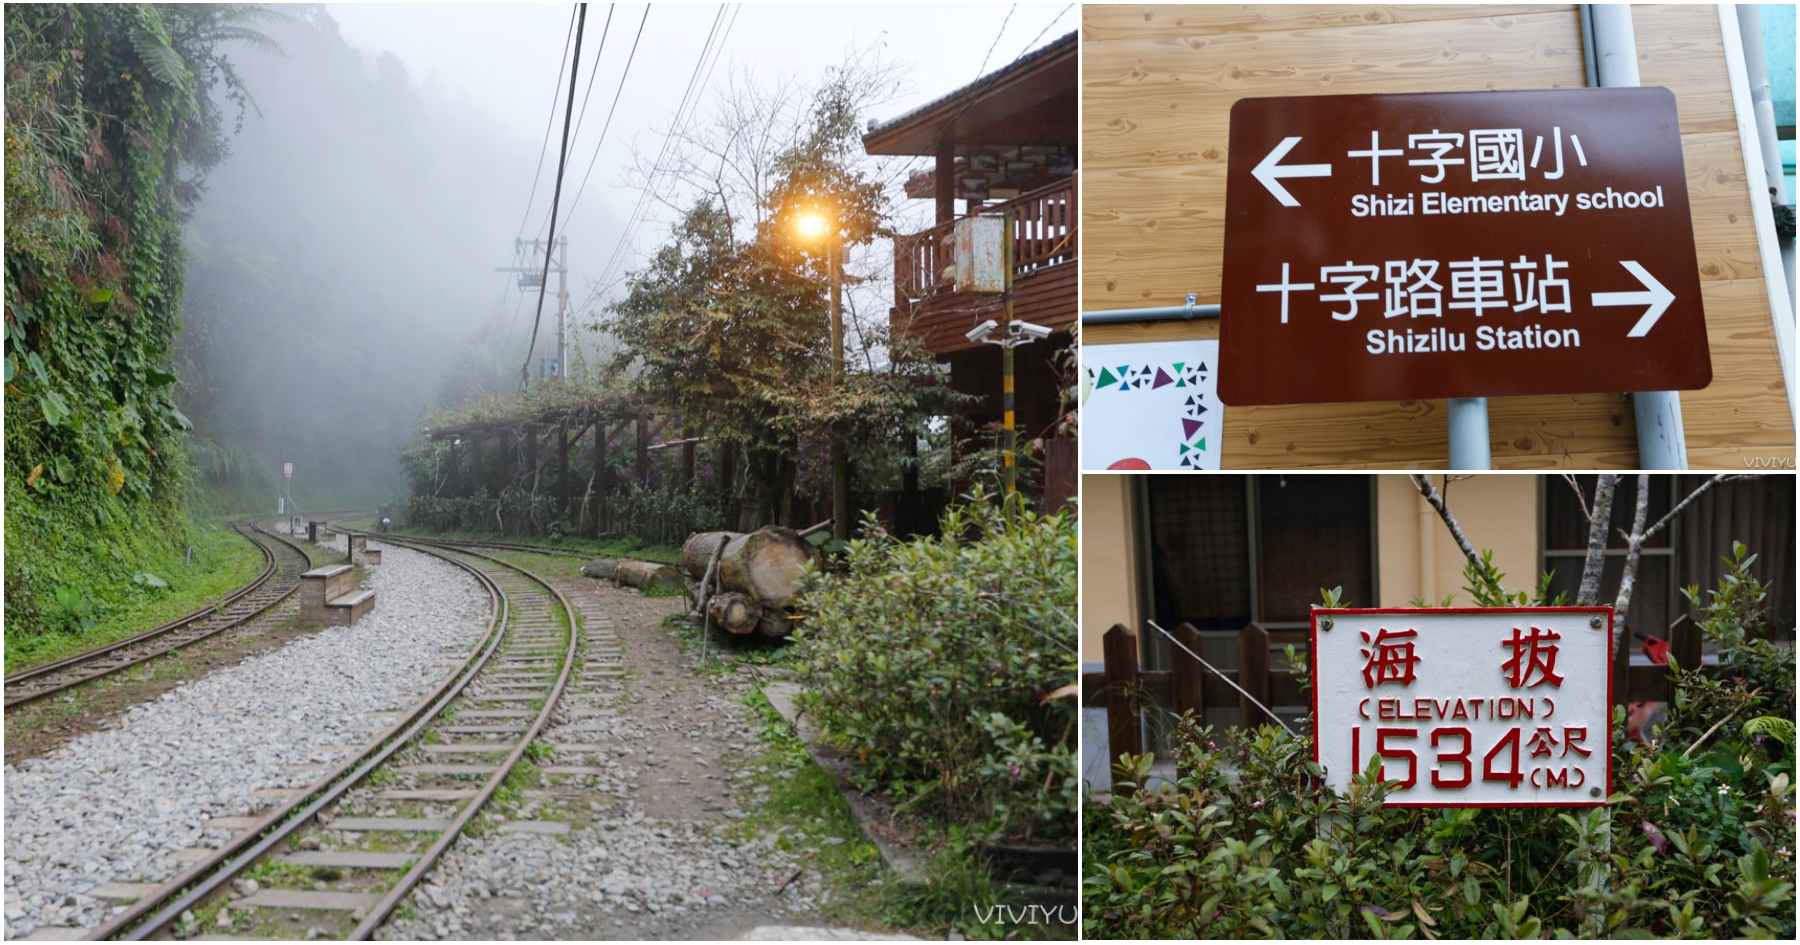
[1251,136,1333,207]
[1591,261,1676,337]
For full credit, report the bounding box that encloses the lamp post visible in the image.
[798,212,851,543]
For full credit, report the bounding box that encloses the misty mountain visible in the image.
[179,5,615,509]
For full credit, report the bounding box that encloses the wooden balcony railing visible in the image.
[894,176,1077,306]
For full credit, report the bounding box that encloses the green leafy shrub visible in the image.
[795,489,1077,842]
[1085,550,1796,940]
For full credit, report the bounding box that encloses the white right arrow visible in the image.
[1591,261,1676,337]
[1251,136,1333,207]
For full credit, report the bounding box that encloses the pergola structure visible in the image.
[423,395,697,537]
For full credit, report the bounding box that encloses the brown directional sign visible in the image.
[1218,88,1710,406]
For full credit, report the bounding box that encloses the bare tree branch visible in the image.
[1614,474,1651,637]
[1642,473,1758,543]
[1411,474,1480,567]
[1562,472,1594,523]
[1576,474,1619,606]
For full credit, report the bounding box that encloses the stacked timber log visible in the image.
[679,526,820,638]
[580,558,684,593]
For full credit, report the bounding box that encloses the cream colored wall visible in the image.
[1080,474,1137,664]
[1376,475,1540,607]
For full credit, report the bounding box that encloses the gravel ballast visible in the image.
[3,539,488,939]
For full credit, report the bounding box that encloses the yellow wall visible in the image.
[1081,4,1794,469]
[1375,474,1540,606]
[1080,473,1138,663]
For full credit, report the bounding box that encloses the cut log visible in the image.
[580,558,683,593]
[706,592,760,635]
[679,527,817,609]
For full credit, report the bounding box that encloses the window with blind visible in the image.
[1143,475,1373,647]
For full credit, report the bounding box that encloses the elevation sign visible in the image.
[1218,88,1710,406]
[1312,608,1613,808]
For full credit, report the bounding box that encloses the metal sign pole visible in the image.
[1446,397,1492,469]
[1588,3,1689,471]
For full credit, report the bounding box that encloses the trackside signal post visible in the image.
[1311,607,1613,807]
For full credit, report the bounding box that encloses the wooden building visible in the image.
[865,31,1078,498]
[1082,5,1794,468]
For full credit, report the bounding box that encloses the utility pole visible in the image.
[829,240,849,543]
[496,236,569,381]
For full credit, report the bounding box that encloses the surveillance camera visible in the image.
[965,319,999,343]
[1012,320,1053,341]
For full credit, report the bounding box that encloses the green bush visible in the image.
[1085,548,1796,939]
[795,489,1077,843]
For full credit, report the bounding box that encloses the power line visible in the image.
[520,2,589,390]
[514,5,579,241]
[559,4,652,234]
[534,3,617,242]
[486,6,578,353]
[974,5,1017,80]
[590,4,734,310]
[1016,4,1073,62]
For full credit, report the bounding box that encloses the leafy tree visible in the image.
[604,66,953,528]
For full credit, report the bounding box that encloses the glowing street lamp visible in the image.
[795,210,850,543]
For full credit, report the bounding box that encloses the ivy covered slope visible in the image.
[3,5,267,642]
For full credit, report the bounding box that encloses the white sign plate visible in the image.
[283,463,293,480]
[1311,607,1612,808]
[1080,339,1222,470]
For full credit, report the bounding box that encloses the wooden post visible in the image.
[1170,622,1206,722]
[1103,623,1143,794]
[682,425,696,489]
[590,417,607,537]
[558,422,571,518]
[526,426,539,494]
[1237,621,1272,730]
[1171,622,1206,780]
[635,414,649,487]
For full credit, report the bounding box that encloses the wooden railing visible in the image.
[894,176,1077,305]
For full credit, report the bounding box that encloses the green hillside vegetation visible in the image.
[4,4,272,645]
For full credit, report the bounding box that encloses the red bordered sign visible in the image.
[1311,607,1613,808]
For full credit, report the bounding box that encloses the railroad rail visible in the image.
[87,533,586,941]
[2,516,356,710]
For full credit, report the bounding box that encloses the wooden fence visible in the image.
[1084,616,1707,787]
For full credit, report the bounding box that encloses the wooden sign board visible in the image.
[1219,88,1710,405]
[1311,607,1613,807]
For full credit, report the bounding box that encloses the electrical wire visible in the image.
[589,4,734,311]
[485,6,577,353]
[520,2,589,389]
[559,4,652,234]
[534,3,617,241]
[974,4,1017,80]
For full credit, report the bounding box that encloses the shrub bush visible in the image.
[1085,547,1796,939]
[795,489,1077,843]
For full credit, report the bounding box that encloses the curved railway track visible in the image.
[87,534,587,941]
[3,518,342,710]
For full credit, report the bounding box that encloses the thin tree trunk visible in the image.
[1614,474,1651,646]
[1577,474,1619,605]
[1410,474,1480,566]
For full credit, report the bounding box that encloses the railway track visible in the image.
[84,534,599,941]
[3,518,339,710]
